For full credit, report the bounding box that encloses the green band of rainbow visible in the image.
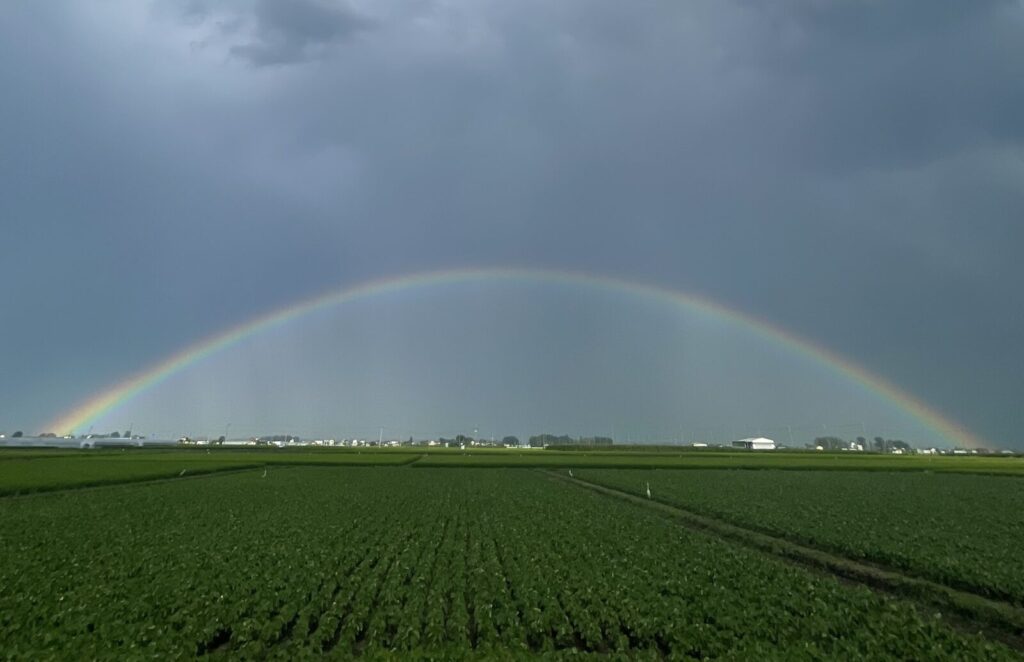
[46,267,984,448]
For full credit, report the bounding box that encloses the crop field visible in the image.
[413,449,1024,474]
[0,449,419,495]
[3,447,1021,497]
[1,460,1022,659]
[575,469,1024,607]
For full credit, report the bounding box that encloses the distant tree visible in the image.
[12,430,23,438]
[502,435,520,446]
[455,434,473,445]
[856,436,866,447]
[890,439,911,451]
[123,430,132,439]
[529,433,573,448]
[109,431,120,439]
[873,436,885,451]
[216,435,226,444]
[814,436,846,451]
[39,432,57,438]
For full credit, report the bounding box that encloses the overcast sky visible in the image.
[1,1,1022,446]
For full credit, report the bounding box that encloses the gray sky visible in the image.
[1,1,1022,447]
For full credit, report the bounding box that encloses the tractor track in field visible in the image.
[543,469,1024,652]
[0,464,268,498]
[0,458,426,498]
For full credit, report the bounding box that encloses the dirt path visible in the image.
[542,469,1024,651]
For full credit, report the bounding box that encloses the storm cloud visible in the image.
[1,0,1022,446]
[178,0,374,66]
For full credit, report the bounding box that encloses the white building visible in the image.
[732,437,776,450]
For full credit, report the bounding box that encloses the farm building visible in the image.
[731,437,776,450]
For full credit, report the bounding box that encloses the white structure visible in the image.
[732,437,776,450]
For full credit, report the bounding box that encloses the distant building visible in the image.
[732,437,776,450]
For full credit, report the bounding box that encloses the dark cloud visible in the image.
[177,0,374,66]
[731,0,1024,173]
[234,0,372,66]
[1,1,1022,446]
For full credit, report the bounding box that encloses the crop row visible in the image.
[0,467,1014,658]
[576,468,1024,606]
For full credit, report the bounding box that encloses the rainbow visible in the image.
[46,267,984,448]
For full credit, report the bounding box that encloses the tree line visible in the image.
[529,434,613,448]
[813,436,912,451]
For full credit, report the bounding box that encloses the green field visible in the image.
[0,449,419,495]
[1,450,1023,658]
[576,468,1024,606]
[3,447,1022,497]
[413,448,1024,474]
[1,466,1018,659]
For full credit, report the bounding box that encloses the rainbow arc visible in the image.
[45,268,984,449]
